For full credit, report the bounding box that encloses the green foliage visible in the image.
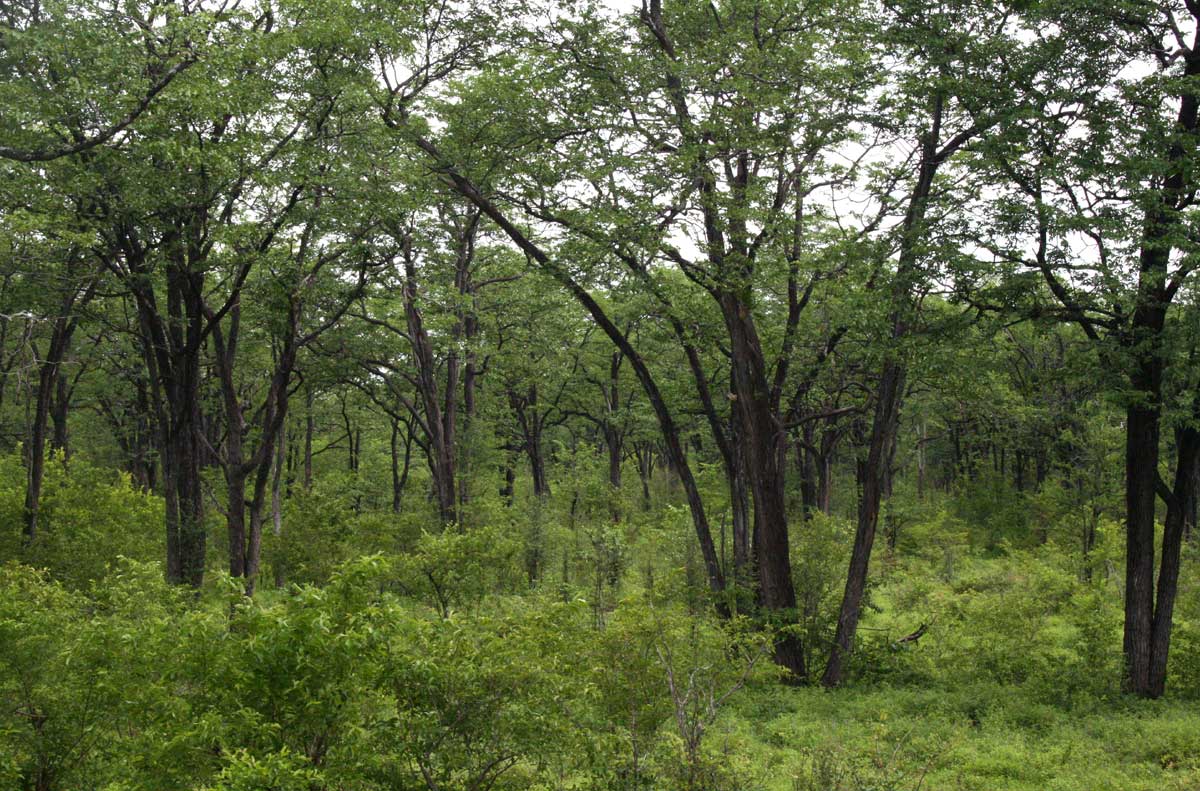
[950,474,1033,552]
[7,0,1200,788]
[0,452,161,587]
[3,521,1200,791]
[394,524,524,616]
[790,512,854,672]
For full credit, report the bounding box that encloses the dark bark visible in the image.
[798,425,818,520]
[1147,424,1200,696]
[272,426,286,589]
[509,385,550,498]
[500,461,515,507]
[823,361,905,686]
[603,352,625,491]
[401,238,458,523]
[404,126,727,604]
[824,87,953,686]
[451,210,481,509]
[1121,36,1200,697]
[23,276,92,545]
[304,385,314,489]
[22,360,56,547]
[49,371,69,459]
[719,290,805,678]
[635,442,654,508]
[390,417,413,513]
[210,295,302,594]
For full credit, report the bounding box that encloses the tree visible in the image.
[967,0,1200,697]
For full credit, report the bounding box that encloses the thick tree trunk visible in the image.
[1123,400,1160,696]
[147,266,209,588]
[604,350,624,497]
[728,409,752,583]
[720,292,805,679]
[163,386,206,587]
[49,371,69,459]
[530,440,550,497]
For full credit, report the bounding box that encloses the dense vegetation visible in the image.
[4,0,1200,788]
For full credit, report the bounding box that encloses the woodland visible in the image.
[4,0,1200,788]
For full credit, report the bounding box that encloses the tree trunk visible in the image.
[391,417,413,513]
[1147,423,1200,696]
[410,132,726,598]
[49,371,69,459]
[1120,43,1200,695]
[823,88,945,686]
[798,424,818,520]
[606,426,623,490]
[22,361,55,546]
[304,385,314,488]
[720,291,805,679]
[401,242,457,524]
[500,461,515,507]
[272,426,286,589]
[635,443,654,508]
[23,292,87,545]
[823,360,905,686]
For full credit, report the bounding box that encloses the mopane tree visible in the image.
[383,0,879,679]
[970,0,1200,697]
[822,0,1091,686]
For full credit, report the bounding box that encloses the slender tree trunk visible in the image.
[798,425,818,520]
[817,451,833,515]
[272,426,286,589]
[606,426,623,489]
[636,443,653,508]
[23,290,87,545]
[823,89,948,686]
[1147,424,1200,696]
[390,417,412,513]
[22,361,55,546]
[823,360,906,686]
[500,461,515,507]
[401,242,457,523]
[728,409,752,584]
[304,385,314,488]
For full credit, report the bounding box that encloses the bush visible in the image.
[0,452,162,587]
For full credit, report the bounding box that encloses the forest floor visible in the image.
[707,540,1200,791]
[5,460,1200,790]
